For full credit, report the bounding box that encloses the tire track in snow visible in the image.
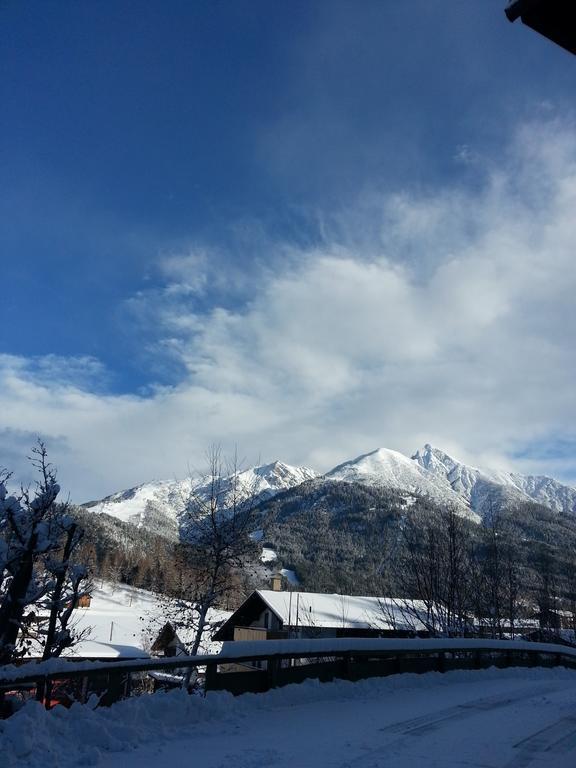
[338,682,565,768]
[378,683,561,736]
[505,716,576,767]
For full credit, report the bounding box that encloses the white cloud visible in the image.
[3,117,576,499]
[159,251,210,297]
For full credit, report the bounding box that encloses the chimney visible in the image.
[271,572,283,591]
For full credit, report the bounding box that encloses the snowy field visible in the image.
[3,666,576,767]
[49,581,228,658]
[65,581,160,658]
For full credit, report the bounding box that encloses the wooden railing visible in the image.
[1,637,576,705]
[204,637,576,695]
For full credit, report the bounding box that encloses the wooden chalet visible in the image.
[214,589,429,643]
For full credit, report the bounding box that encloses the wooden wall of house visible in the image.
[233,626,268,642]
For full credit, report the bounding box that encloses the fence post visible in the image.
[266,658,280,690]
[98,672,126,707]
[205,663,217,691]
[340,652,351,680]
[437,652,445,673]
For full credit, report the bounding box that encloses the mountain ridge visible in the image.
[83,460,318,537]
[82,445,576,535]
[410,444,576,516]
[324,447,479,520]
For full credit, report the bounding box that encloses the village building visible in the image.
[214,588,430,643]
[149,606,232,659]
[150,622,187,657]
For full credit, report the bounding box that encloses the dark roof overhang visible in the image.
[505,0,576,55]
[213,591,279,641]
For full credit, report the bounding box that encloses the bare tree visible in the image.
[563,559,576,638]
[154,446,260,677]
[535,543,560,634]
[502,532,522,637]
[390,504,474,636]
[475,502,504,638]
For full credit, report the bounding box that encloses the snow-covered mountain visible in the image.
[325,448,480,521]
[192,460,317,506]
[83,461,317,538]
[411,444,576,517]
[83,478,194,537]
[324,443,576,520]
[83,445,576,537]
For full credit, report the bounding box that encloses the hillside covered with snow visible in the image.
[325,448,478,520]
[29,581,229,660]
[82,445,576,537]
[411,444,576,517]
[327,444,576,520]
[83,461,317,538]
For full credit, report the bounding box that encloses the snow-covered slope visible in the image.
[84,446,576,535]
[191,460,317,506]
[83,479,194,537]
[412,444,576,517]
[83,461,317,537]
[325,448,479,520]
[23,581,230,659]
[325,444,576,520]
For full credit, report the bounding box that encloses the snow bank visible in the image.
[2,666,576,767]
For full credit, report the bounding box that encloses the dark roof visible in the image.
[214,592,280,641]
[506,0,576,55]
[150,622,177,652]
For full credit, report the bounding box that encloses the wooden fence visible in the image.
[1,637,576,707]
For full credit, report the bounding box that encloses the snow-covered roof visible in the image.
[167,608,232,655]
[256,590,428,631]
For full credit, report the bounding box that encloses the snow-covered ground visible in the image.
[66,582,159,658]
[29,581,228,659]
[260,547,278,563]
[3,666,576,767]
[279,567,299,586]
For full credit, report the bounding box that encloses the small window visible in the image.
[264,611,270,629]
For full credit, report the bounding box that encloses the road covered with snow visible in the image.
[3,666,576,767]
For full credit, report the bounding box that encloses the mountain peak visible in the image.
[326,447,415,479]
[326,446,477,520]
[410,444,576,516]
[84,460,317,536]
[412,443,468,474]
[252,460,317,482]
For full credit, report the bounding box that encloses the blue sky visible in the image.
[2,1,576,499]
